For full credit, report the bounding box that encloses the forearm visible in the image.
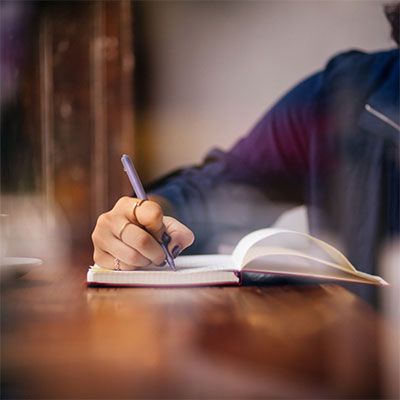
[148,152,296,254]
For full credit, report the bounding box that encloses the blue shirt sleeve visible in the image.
[148,69,326,250]
[149,49,397,252]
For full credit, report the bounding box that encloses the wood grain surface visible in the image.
[1,253,398,399]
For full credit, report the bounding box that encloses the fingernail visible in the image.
[162,232,171,245]
[172,245,181,258]
[156,260,166,267]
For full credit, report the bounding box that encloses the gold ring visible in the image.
[118,221,131,240]
[132,199,147,222]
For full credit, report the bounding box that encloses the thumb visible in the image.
[163,216,195,256]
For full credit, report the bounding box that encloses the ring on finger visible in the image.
[132,199,147,222]
[118,221,131,241]
[114,257,121,271]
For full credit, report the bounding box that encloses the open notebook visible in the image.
[87,228,388,287]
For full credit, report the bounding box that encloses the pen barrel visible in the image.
[121,155,148,200]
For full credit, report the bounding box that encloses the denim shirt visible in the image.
[149,48,399,302]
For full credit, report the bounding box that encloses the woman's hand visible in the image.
[91,196,194,270]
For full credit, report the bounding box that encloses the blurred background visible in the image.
[1,4,399,398]
[0,0,395,261]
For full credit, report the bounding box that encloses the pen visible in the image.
[121,154,176,271]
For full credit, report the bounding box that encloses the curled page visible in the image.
[232,228,387,285]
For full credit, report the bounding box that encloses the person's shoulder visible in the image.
[324,48,398,77]
[329,48,398,61]
[321,48,398,93]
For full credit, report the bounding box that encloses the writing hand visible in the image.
[92,196,194,270]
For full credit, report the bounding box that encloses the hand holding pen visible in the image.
[91,155,194,271]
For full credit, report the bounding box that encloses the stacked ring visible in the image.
[132,199,147,222]
[118,221,131,241]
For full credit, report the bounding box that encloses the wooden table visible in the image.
[1,251,398,399]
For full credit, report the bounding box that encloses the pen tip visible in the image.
[168,258,176,271]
